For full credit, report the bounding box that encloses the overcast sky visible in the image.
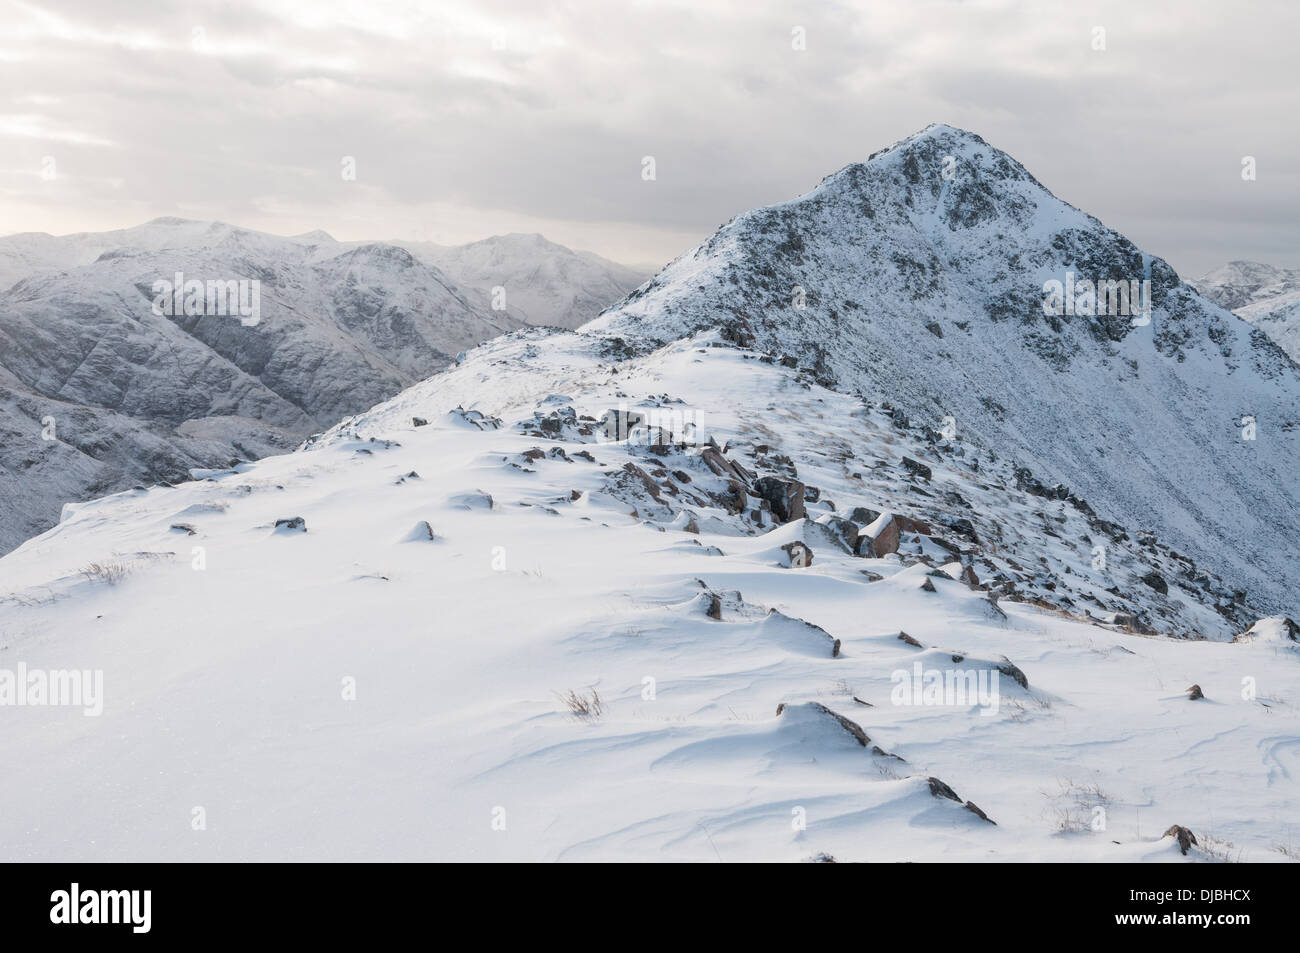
[1,0,1296,276]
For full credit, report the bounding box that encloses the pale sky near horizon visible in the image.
[1,0,1296,276]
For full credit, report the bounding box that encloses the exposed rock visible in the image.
[718,319,755,348]
[927,777,961,801]
[600,408,645,442]
[1140,571,1169,595]
[1111,612,1157,635]
[996,656,1029,690]
[849,506,881,526]
[858,514,899,557]
[814,514,860,552]
[898,631,923,647]
[855,512,931,557]
[902,456,932,480]
[401,520,439,542]
[780,541,813,569]
[621,462,665,503]
[699,441,753,484]
[453,407,504,431]
[753,476,806,523]
[943,516,979,542]
[1163,824,1198,855]
[273,517,306,532]
[1186,684,1204,700]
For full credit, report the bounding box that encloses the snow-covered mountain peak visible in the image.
[586,125,1299,619]
[400,233,649,330]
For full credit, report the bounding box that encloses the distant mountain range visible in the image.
[0,219,647,553]
[1190,260,1300,363]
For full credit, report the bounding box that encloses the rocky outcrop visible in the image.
[855,512,931,557]
[753,476,806,523]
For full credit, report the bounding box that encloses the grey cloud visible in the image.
[1,0,1296,273]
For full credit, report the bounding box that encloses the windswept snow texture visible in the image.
[587,125,1300,619]
[0,220,642,555]
[0,329,1295,862]
[1191,261,1300,363]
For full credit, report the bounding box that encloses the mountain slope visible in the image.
[587,124,1300,619]
[1,329,1293,861]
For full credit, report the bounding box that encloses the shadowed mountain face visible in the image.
[586,124,1300,616]
[0,219,642,553]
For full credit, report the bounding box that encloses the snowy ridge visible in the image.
[1,330,1295,861]
[586,124,1300,619]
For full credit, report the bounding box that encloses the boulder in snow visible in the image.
[1163,824,1198,855]
[780,541,813,569]
[752,476,806,523]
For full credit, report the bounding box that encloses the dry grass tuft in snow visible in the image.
[557,688,604,719]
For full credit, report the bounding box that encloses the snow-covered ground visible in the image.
[2,330,1295,862]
